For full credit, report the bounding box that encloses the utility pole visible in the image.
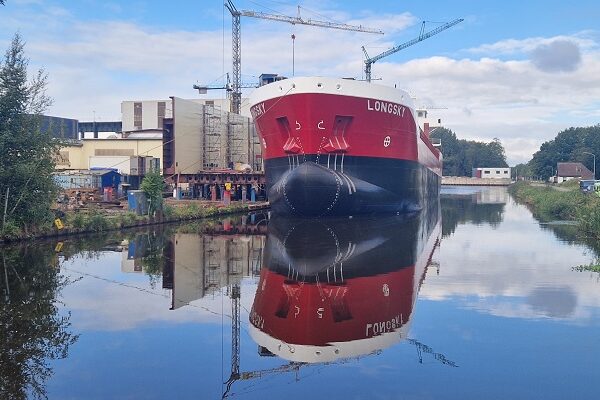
[583,151,596,179]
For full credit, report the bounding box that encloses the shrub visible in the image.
[71,213,86,229]
[1,220,21,239]
[85,213,110,232]
[120,212,139,227]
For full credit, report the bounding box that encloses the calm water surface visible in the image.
[2,186,600,399]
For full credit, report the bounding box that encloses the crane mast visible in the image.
[224,0,383,114]
[363,18,464,82]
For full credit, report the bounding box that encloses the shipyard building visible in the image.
[51,95,264,200]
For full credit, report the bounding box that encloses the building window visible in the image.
[158,102,166,129]
[205,100,214,107]
[484,170,490,174]
[134,102,142,130]
[496,170,500,174]
[504,171,508,174]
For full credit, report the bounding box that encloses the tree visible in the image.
[140,171,164,216]
[513,163,531,179]
[430,128,508,176]
[529,125,600,180]
[0,33,58,233]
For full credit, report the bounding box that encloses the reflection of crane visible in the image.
[222,239,455,397]
[224,0,383,114]
[407,338,458,367]
[362,18,464,82]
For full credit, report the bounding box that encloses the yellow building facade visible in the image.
[57,138,163,173]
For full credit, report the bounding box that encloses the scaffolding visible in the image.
[200,104,260,171]
[203,105,224,169]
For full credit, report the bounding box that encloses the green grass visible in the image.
[510,180,600,239]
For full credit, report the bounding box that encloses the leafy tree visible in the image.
[529,125,600,180]
[140,171,164,216]
[0,33,59,234]
[513,163,532,179]
[430,128,508,176]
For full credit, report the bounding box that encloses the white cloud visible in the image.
[2,4,599,164]
[468,33,597,55]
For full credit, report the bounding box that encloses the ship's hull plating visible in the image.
[266,155,440,216]
[250,77,442,217]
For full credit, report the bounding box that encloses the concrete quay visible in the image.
[441,176,511,186]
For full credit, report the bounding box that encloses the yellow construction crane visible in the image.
[223,0,383,114]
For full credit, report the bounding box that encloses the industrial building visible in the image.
[53,92,264,199]
[39,115,79,140]
[57,137,163,172]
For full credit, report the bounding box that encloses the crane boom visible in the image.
[239,10,384,34]
[224,0,382,114]
[364,18,463,82]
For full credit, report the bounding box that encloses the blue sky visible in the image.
[2,0,600,164]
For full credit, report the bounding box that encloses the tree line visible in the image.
[527,125,600,180]
[430,127,508,176]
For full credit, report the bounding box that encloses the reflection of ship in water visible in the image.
[249,204,442,363]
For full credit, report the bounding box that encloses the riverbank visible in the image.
[509,180,600,239]
[0,201,269,244]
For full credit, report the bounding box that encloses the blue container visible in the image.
[128,190,148,215]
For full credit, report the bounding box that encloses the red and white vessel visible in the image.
[250,76,442,216]
[249,205,441,362]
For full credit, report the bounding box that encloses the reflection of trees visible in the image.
[135,231,167,289]
[0,244,78,400]
[538,221,600,258]
[442,195,505,237]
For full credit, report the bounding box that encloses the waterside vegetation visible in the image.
[0,202,264,243]
[509,180,600,240]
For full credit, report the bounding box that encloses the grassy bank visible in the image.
[0,202,268,243]
[509,180,600,239]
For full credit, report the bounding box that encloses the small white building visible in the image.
[472,167,511,179]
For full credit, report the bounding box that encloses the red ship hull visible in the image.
[249,206,441,362]
[250,77,442,216]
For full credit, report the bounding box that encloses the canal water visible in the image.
[2,186,600,399]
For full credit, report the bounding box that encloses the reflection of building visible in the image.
[164,234,265,309]
[120,236,154,273]
[472,167,511,179]
[475,187,509,204]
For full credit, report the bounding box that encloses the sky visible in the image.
[1,0,600,165]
